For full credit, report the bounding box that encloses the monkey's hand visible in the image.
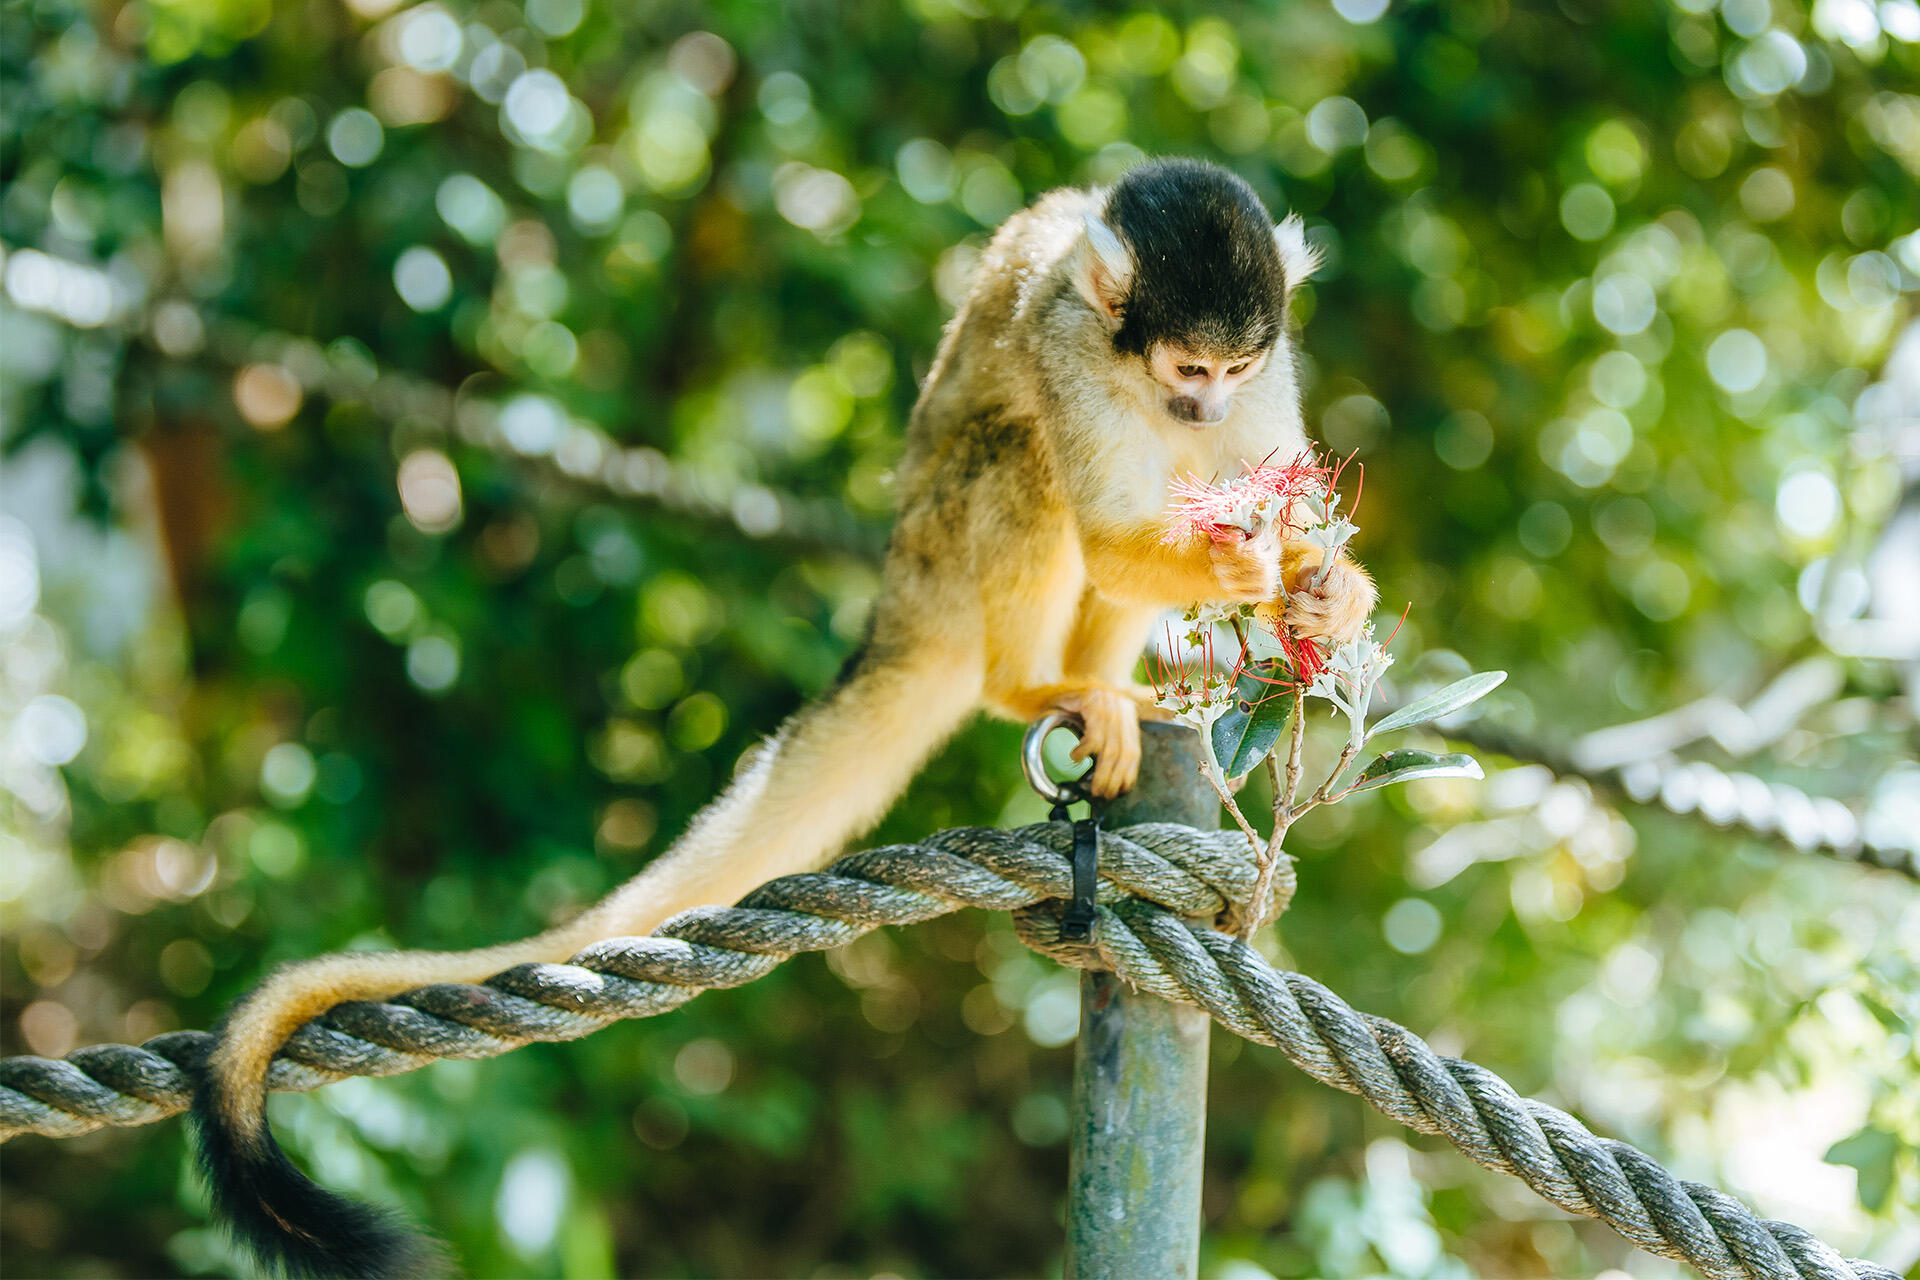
[1207,526,1283,602]
[1277,541,1377,643]
[1050,683,1143,799]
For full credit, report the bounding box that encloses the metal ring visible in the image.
[1022,710,1088,805]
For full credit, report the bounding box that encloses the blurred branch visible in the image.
[1,242,887,560]
[1567,656,1848,770]
[186,313,886,559]
[1443,716,1919,883]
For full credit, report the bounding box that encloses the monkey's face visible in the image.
[1148,343,1271,428]
[1072,161,1317,430]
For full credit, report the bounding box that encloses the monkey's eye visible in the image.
[1226,362,1249,376]
[1176,365,1205,379]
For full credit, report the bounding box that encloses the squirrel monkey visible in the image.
[194,157,1376,1277]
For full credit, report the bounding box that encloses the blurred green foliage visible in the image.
[2,0,1917,1275]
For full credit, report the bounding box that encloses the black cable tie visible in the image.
[1058,794,1103,943]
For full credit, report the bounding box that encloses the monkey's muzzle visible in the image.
[1167,395,1228,427]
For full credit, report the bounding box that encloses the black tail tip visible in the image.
[192,1083,449,1279]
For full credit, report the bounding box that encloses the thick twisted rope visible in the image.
[1,822,1897,1280]
[0,823,1250,1140]
[1016,901,1899,1280]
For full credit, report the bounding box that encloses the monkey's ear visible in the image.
[1073,213,1133,327]
[1273,215,1321,297]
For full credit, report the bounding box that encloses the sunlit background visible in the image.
[2,0,1917,1274]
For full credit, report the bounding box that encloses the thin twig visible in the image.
[1242,691,1307,941]
[1291,732,1362,820]
[1203,762,1266,862]
[1227,612,1250,655]
[1282,691,1307,818]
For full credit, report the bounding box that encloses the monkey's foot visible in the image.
[1050,684,1142,799]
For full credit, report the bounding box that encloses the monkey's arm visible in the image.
[1080,521,1375,644]
[995,515,1285,797]
[1079,520,1282,606]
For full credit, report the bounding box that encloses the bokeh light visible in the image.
[231,363,303,429]
[393,246,453,312]
[397,449,463,533]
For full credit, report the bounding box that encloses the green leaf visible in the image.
[1211,671,1296,778]
[1366,671,1507,742]
[1825,1125,1898,1212]
[1344,749,1484,795]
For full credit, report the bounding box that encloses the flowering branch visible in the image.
[1157,453,1503,942]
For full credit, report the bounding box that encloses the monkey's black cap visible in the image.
[1103,159,1289,360]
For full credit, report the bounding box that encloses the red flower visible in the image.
[1161,449,1339,545]
[1277,627,1329,684]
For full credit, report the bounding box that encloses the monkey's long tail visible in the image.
[193,646,983,1278]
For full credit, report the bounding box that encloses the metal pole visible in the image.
[1064,720,1216,1280]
